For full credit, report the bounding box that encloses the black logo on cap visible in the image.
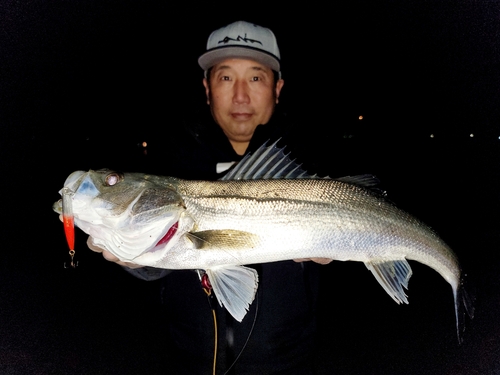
[218,33,262,45]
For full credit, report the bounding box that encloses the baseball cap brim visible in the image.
[198,45,280,73]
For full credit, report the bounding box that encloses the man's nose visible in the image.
[232,80,250,104]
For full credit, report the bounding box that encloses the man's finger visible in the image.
[87,236,144,269]
[293,258,333,265]
[101,250,120,262]
[86,237,104,253]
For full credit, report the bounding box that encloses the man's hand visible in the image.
[293,258,333,265]
[87,237,144,269]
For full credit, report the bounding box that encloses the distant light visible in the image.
[469,134,474,138]
[142,141,147,147]
[430,134,435,138]
[358,115,363,120]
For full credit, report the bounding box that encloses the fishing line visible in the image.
[198,269,258,375]
[192,232,258,374]
[223,291,258,375]
[204,288,218,375]
[211,308,218,375]
[197,269,218,375]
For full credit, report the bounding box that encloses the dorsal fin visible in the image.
[335,175,387,197]
[335,175,380,188]
[220,139,318,181]
[219,140,386,197]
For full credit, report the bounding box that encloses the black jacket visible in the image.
[128,109,321,375]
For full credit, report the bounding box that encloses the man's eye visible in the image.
[221,76,230,81]
[251,77,261,81]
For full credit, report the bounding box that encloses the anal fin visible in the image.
[365,259,413,304]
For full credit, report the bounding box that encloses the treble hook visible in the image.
[64,250,78,268]
[197,269,213,297]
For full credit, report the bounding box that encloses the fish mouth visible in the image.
[149,221,179,252]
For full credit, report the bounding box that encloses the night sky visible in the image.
[1,1,500,374]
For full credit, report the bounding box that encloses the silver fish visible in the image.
[53,141,474,342]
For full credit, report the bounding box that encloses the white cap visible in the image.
[198,20,281,73]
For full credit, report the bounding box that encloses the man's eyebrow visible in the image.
[250,66,267,73]
[213,65,231,72]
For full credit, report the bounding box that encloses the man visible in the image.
[91,20,329,374]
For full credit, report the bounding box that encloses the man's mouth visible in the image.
[231,113,252,120]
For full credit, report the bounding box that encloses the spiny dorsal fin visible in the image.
[220,139,318,181]
[219,140,384,194]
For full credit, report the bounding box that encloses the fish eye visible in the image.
[105,172,122,186]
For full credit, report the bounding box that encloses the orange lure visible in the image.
[62,188,77,267]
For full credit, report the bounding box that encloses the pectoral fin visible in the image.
[188,230,260,250]
[365,259,412,304]
[206,265,259,322]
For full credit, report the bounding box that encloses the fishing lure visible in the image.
[62,187,77,268]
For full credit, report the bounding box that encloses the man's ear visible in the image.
[275,79,284,104]
[203,78,210,105]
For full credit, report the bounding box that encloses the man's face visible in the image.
[203,58,284,149]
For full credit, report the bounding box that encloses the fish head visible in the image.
[53,169,187,262]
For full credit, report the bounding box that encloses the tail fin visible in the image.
[454,274,475,344]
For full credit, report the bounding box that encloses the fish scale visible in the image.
[167,179,455,269]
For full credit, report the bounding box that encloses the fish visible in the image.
[53,140,474,342]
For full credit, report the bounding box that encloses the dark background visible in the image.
[1,1,500,374]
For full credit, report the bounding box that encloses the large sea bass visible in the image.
[53,141,474,342]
